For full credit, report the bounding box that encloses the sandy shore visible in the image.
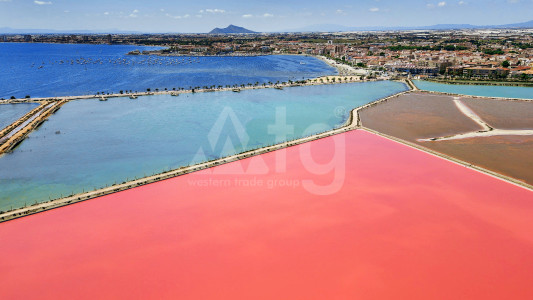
[314,56,369,76]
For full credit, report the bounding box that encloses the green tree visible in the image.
[502,61,510,68]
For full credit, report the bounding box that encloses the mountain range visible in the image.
[1,20,532,35]
[287,19,533,32]
[208,25,256,34]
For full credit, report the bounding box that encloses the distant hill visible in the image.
[2,19,531,35]
[418,19,533,30]
[209,25,256,34]
[491,19,533,29]
[287,19,533,32]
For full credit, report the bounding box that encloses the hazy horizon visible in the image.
[0,0,532,33]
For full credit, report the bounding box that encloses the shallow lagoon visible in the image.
[413,80,533,100]
[0,81,408,210]
[0,103,39,131]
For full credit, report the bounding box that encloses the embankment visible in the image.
[0,100,67,154]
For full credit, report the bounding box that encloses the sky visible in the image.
[0,0,532,32]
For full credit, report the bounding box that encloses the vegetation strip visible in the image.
[0,76,368,105]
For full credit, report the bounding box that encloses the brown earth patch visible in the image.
[360,92,533,185]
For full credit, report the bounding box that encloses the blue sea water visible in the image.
[0,81,407,210]
[413,80,533,100]
[0,43,336,99]
[0,103,39,130]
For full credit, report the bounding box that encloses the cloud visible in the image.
[166,13,190,19]
[336,9,344,14]
[241,13,273,18]
[104,12,109,15]
[458,1,466,5]
[34,1,52,5]
[438,1,447,6]
[369,7,380,12]
[129,9,139,18]
[200,8,225,14]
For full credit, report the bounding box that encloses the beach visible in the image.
[314,55,369,76]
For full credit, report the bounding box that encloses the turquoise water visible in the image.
[0,103,39,131]
[413,80,533,99]
[0,81,407,210]
[0,43,336,99]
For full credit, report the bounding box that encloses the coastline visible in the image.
[313,55,369,76]
[0,75,371,105]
